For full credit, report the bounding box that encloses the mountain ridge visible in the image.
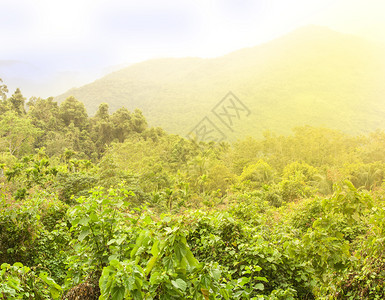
[55,26,385,140]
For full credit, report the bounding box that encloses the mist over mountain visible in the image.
[55,26,385,140]
[0,60,89,99]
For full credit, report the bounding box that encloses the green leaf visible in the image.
[254,266,262,272]
[163,256,173,270]
[212,268,221,281]
[78,228,91,241]
[109,254,119,262]
[89,212,99,222]
[185,249,199,268]
[115,236,126,246]
[150,272,160,285]
[131,231,146,258]
[100,267,113,296]
[13,262,23,268]
[172,278,187,292]
[151,240,159,256]
[111,286,125,300]
[1,263,10,269]
[219,288,230,300]
[143,215,152,224]
[145,255,158,276]
[107,239,116,246]
[131,289,143,300]
[255,276,268,282]
[109,259,120,267]
[49,286,62,299]
[38,272,62,299]
[79,217,90,225]
[238,276,250,287]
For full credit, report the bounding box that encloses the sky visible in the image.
[1,0,385,98]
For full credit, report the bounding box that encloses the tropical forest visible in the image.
[2,67,385,299]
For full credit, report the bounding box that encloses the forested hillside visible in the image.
[56,26,385,139]
[2,78,385,299]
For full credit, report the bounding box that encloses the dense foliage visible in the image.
[1,79,385,298]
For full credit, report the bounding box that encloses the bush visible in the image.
[0,262,62,299]
[0,191,70,283]
[56,172,98,203]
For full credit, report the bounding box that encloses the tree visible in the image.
[91,103,114,153]
[27,97,61,130]
[94,103,109,120]
[59,96,88,129]
[131,109,148,133]
[0,98,11,115]
[0,111,41,156]
[111,107,132,142]
[27,97,63,149]
[93,120,114,152]
[8,88,26,115]
[0,78,8,101]
[239,159,275,188]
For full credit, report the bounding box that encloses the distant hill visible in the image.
[55,26,385,140]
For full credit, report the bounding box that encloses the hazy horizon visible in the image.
[1,0,385,99]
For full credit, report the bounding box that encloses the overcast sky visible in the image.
[1,0,385,97]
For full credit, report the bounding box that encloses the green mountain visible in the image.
[55,26,385,140]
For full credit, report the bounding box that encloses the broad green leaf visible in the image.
[151,240,159,256]
[255,276,268,282]
[131,289,143,300]
[172,278,187,292]
[185,249,199,268]
[1,263,10,269]
[131,232,146,258]
[100,268,113,295]
[78,228,91,241]
[145,255,158,276]
[254,266,262,272]
[174,241,187,262]
[150,271,160,285]
[111,286,125,300]
[49,285,62,299]
[109,254,119,262]
[219,288,230,300]
[143,215,152,224]
[13,262,23,268]
[107,239,117,245]
[212,268,221,281]
[109,259,120,267]
[238,276,250,286]
[89,212,99,222]
[79,217,90,225]
[115,236,126,245]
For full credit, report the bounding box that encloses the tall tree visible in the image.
[94,103,109,120]
[59,96,89,130]
[131,109,148,133]
[8,88,26,115]
[91,103,113,154]
[0,111,41,156]
[28,97,61,128]
[111,107,132,142]
[27,97,63,148]
[0,78,8,101]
